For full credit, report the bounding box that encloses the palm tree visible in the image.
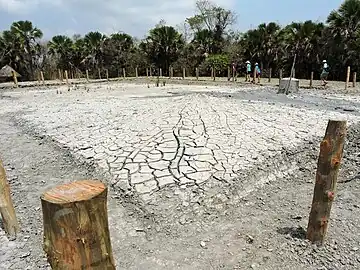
[82,31,107,71]
[141,25,184,72]
[327,0,360,75]
[48,35,74,70]
[10,20,43,79]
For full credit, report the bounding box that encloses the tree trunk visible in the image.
[0,159,19,236]
[41,180,115,269]
[306,120,347,245]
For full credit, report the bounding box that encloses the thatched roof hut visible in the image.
[0,65,21,78]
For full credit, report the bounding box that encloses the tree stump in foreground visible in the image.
[306,120,347,245]
[41,180,115,269]
[0,159,19,236]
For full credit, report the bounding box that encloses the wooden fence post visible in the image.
[306,120,347,245]
[0,159,19,236]
[196,67,199,80]
[310,71,314,87]
[40,71,45,85]
[169,67,172,79]
[268,68,272,83]
[86,70,89,82]
[135,67,138,78]
[279,69,283,85]
[227,66,231,81]
[159,68,162,77]
[105,69,109,81]
[41,180,115,269]
[64,70,69,86]
[182,67,186,79]
[345,66,350,90]
[353,72,357,88]
[12,71,18,88]
[213,67,216,81]
[149,68,152,77]
[123,68,126,78]
[98,68,101,80]
[210,67,214,80]
[58,69,63,82]
[146,68,149,78]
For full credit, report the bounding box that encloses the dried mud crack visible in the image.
[0,83,360,269]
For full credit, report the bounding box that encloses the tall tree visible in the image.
[10,20,43,79]
[141,25,184,72]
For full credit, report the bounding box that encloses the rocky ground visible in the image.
[0,81,359,269]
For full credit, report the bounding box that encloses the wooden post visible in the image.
[146,68,149,78]
[169,67,172,79]
[306,120,347,245]
[159,68,162,77]
[41,180,116,269]
[0,159,19,236]
[211,67,214,80]
[105,69,109,81]
[98,68,101,80]
[353,72,356,87]
[40,71,45,85]
[12,71,18,88]
[182,67,185,79]
[123,68,126,78]
[86,70,89,82]
[345,66,350,90]
[213,67,216,81]
[196,67,199,80]
[58,69,63,82]
[310,71,314,87]
[268,68,272,83]
[279,69,283,85]
[37,71,41,84]
[135,67,138,78]
[227,66,231,81]
[64,70,69,86]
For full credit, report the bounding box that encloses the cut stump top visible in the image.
[41,180,105,204]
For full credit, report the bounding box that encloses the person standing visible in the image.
[253,63,261,84]
[245,61,251,82]
[320,60,330,86]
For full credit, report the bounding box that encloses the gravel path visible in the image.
[0,82,359,269]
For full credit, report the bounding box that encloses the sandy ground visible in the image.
[0,81,360,269]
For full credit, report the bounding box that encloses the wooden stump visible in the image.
[0,159,19,236]
[41,180,115,269]
[306,120,347,245]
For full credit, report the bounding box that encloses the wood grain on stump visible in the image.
[0,159,19,236]
[306,120,347,245]
[41,180,115,270]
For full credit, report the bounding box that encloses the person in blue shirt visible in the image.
[252,63,261,84]
[320,60,329,86]
[245,61,251,82]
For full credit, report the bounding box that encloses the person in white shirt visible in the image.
[321,60,330,86]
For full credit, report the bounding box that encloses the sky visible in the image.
[0,0,344,40]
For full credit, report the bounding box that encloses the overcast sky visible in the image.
[0,0,343,40]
